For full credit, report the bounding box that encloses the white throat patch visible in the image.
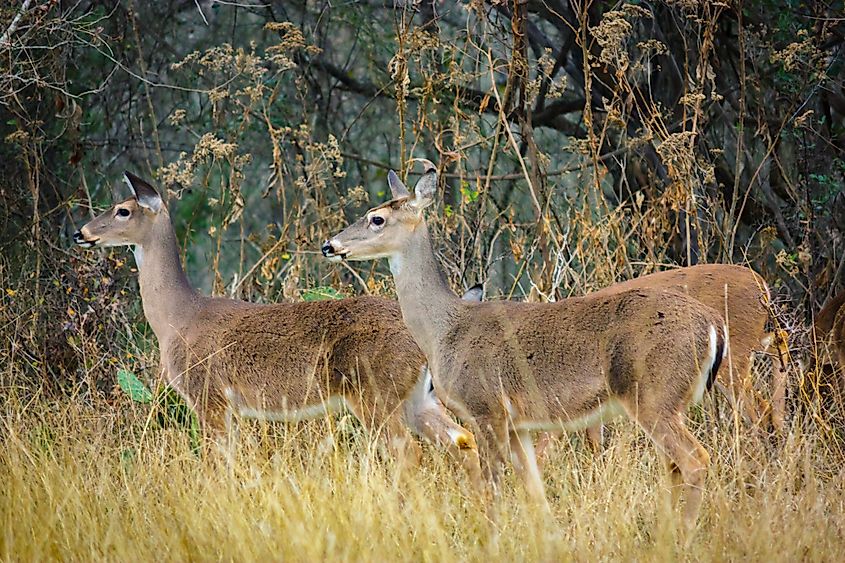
[132,246,144,269]
[388,255,404,276]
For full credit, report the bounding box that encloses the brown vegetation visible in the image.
[1,1,845,559]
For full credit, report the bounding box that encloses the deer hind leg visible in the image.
[345,395,422,470]
[585,424,604,451]
[509,429,551,514]
[636,411,709,533]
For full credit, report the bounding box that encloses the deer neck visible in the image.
[135,213,199,342]
[389,221,462,360]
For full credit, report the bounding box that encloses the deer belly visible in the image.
[224,387,346,423]
[512,398,625,433]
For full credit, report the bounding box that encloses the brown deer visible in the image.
[813,290,845,396]
[588,265,785,431]
[73,172,478,473]
[323,160,727,530]
[451,264,783,461]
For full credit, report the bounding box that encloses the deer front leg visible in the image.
[405,397,484,490]
[585,424,604,451]
[401,368,484,494]
[345,396,422,470]
[720,351,776,432]
[532,431,553,471]
[177,377,237,473]
[769,330,791,432]
[194,398,238,474]
[472,415,510,504]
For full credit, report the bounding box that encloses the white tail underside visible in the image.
[692,325,719,405]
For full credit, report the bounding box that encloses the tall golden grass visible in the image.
[2,377,843,561]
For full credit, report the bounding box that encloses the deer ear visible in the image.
[387,170,410,198]
[461,284,484,302]
[411,159,437,210]
[124,172,162,213]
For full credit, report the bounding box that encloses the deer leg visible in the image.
[404,393,483,495]
[473,415,509,504]
[195,401,238,474]
[636,411,709,533]
[534,426,600,474]
[769,357,788,432]
[661,455,684,510]
[509,429,551,514]
[345,396,422,470]
[382,412,423,471]
[585,424,604,451]
[768,327,794,433]
[532,431,553,472]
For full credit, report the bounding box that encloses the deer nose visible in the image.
[73,231,83,243]
[321,241,335,257]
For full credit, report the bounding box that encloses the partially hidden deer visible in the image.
[813,290,845,396]
[454,264,784,461]
[74,172,478,473]
[587,265,785,431]
[323,160,728,531]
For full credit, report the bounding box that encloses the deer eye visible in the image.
[116,208,130,218]
[371,216,385,226]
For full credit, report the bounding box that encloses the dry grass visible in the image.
[2,386,844,561]
[2,3,844,561]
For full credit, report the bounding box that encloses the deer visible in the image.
[452,265,784,462]
[815,290,845,365]
[73,172,480,476]
[588,265,785,429]
[544,264,784,457]
[322,160,728,531]
[812,290,845,398]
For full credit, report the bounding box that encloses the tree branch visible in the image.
[0,0,34,46]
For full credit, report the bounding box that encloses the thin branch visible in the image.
[342,143,632,180]
[0,0,33,46]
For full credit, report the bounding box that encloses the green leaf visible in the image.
[152,385,202,456]
[120,448,136,469]
[117,369,153,403]
[30,424,55,453]
[301,286,343,301]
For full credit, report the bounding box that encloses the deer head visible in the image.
[322,159,437,262]
[73,172,164,249]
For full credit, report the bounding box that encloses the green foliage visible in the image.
[154,386,201,455]
[116,369,153,403]
[116,369,199,453]
[460,181,479,204]
[301,286,343,301]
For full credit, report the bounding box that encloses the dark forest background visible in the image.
[1,0,844,398]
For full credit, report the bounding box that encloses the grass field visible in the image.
[2,384,843,562]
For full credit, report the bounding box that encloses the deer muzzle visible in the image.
[73,230,99,248]
[321,240,347,262]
